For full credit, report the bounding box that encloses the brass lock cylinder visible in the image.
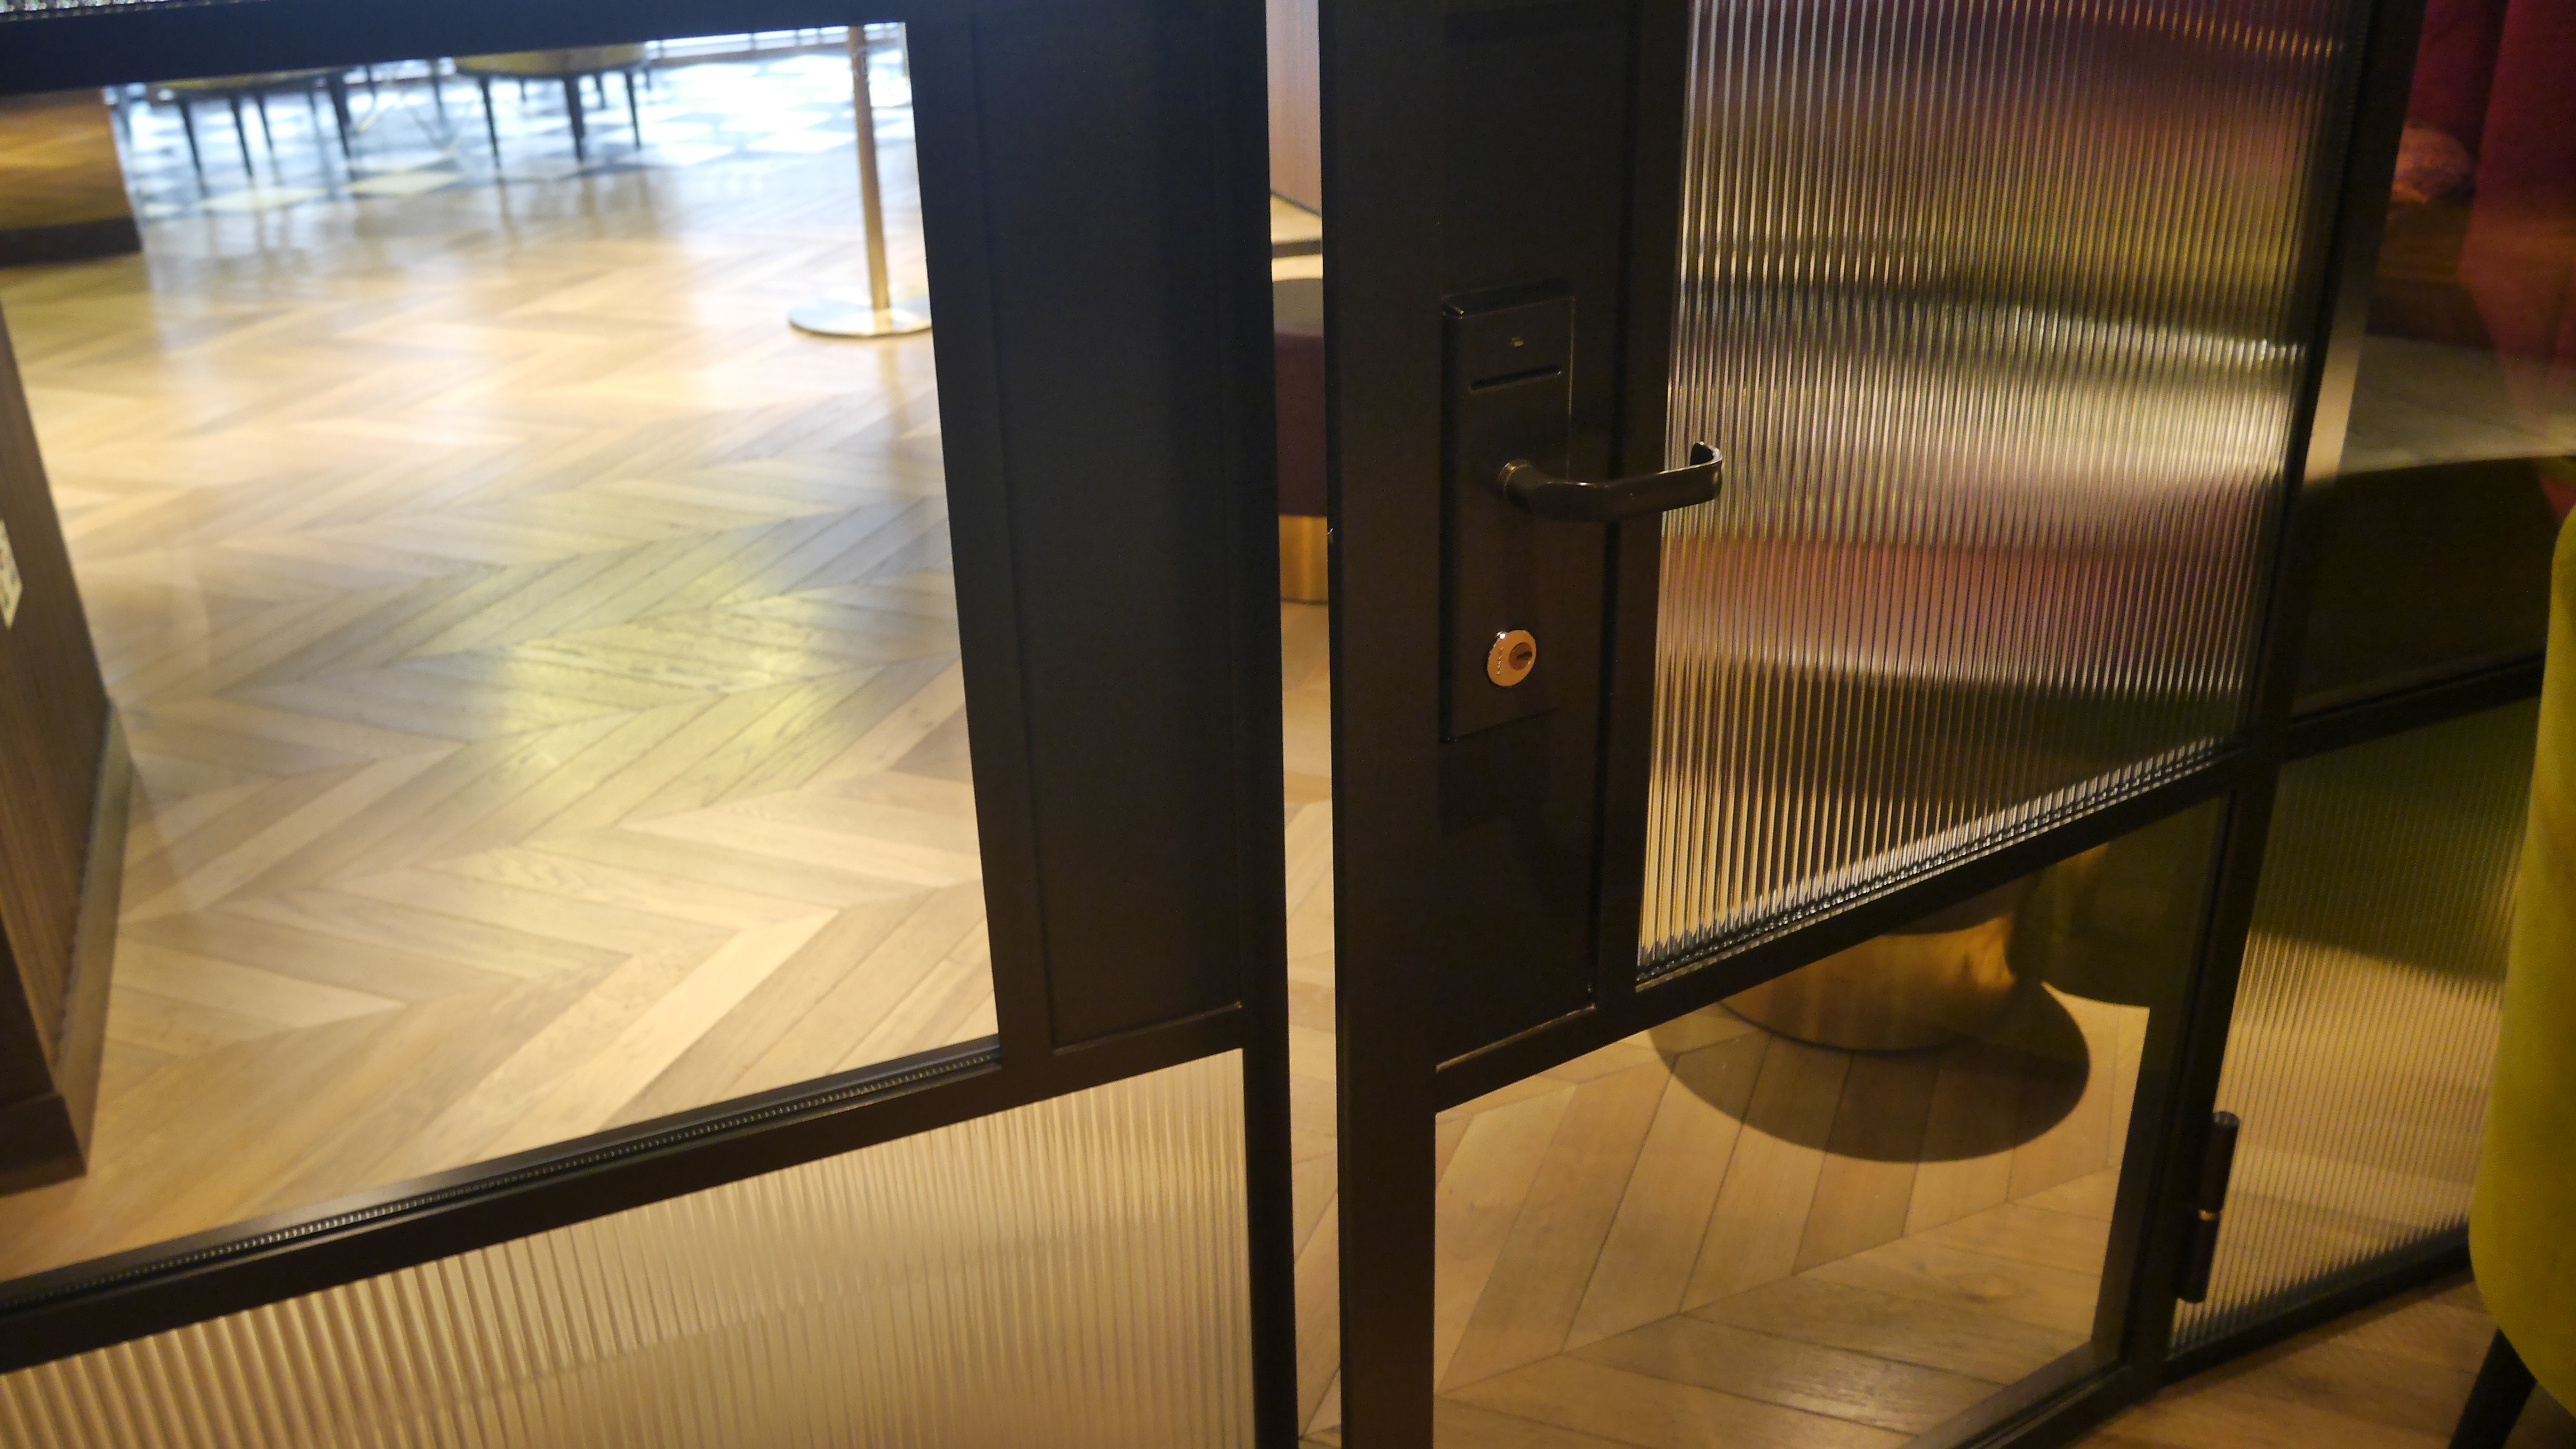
[1487,629,1537,688]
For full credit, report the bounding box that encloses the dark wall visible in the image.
[0,300,108,1104]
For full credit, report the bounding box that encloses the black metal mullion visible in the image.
[0,1008,1250,1375]
[1437,751,2260,1108]
[2286,655,2546,760]
[1585,0,1699,1037]
[2119,0,2435,1388]
[903,2,1054,1076]
[1321,0,1451,1432]
[1197,0,1300,1431]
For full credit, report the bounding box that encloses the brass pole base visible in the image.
[788,291,931,338]
[1280,514,1328,603]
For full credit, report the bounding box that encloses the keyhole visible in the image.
[1487,628,1538,688]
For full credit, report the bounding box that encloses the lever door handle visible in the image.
[1497,441,1722,523]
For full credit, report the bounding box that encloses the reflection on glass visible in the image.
[0,27,979,1285]
[1429,806,2220,1445]
[0,1053,1252,1447]
[2176,704,2533,1350]
[2302,0,2575,704]
[1646,0,2351,976]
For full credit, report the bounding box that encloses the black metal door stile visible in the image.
[1317,0,2453,1442]
[1324,1,1695,1438]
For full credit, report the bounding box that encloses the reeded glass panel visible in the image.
[1423,805,2220,1446]
[0,29,983,1282]
[2175,703,2534,1351]
[0,1052,1251,1447]
[2296,0,2576,708]
[1644,0,2352,976]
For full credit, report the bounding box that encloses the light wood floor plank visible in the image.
[1794,1053,1940,1273]
[1690,1276,2077,1385]
[1450,1355,1908,1449]
[1434,1087,1578,1386]
[1684,1037,1850,1307]
[1805,1230,2104,1338]
[1566,1033,1769,1349]
[484,912,835,1154]
[1431,1399,1640,1449]
[611,894,935,1119]
[1906,1045,2029,1235]
[1445,1061,1673,1390]
[1573,1316,1997,1435]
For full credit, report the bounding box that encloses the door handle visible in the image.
[1497,442,1723,523]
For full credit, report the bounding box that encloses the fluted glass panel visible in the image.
[2174,705,2534,1351]
[1426,806,2222,1443]
[1645,0,2351,974]
[0,1052,1251,1448]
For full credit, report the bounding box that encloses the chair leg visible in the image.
[562,77,587,163]
[178,100,203,178]
[326,75,353,160]
[429,63,447,119]
[476,75,500,165]
[623,70,642,147]
[2450,1331,2536,1449]
[226,94,255,178]
[253,92,275,153]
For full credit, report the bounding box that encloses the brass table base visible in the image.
[1726,883,2028,1052]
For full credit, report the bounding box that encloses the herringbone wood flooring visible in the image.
[0,138,983,1279]
[1295,986,2144,1447]
[2083,1275,2574,1449]
[1399,992,2138,1448]
[1282,607,2154,1447]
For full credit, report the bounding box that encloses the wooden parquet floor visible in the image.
[0,140,982,1280]
[1283,633,2154,1447]
[1404,986,2139,1447]
[2084,1275,2574,1449]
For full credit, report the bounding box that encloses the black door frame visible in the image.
[0,0,2521,1437]
[0,6,1300,1442]
[1319,0,2514,1441]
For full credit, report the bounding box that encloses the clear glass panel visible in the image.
[1420,804,2222,1447]
[2175,703,2534,1352]
[0,28,982,1281]
[2298,0,2576,708]
[1284,593,1339,1445]
[0,1052,1252,1447]
[1645,0,2354,976]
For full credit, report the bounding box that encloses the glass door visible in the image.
[1315,0,2381,1442]
[0,1,1295,1440]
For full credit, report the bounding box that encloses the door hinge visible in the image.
[2176,1110,2241,1304]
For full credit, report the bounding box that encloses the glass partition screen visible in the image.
[1644,0,2355,976]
